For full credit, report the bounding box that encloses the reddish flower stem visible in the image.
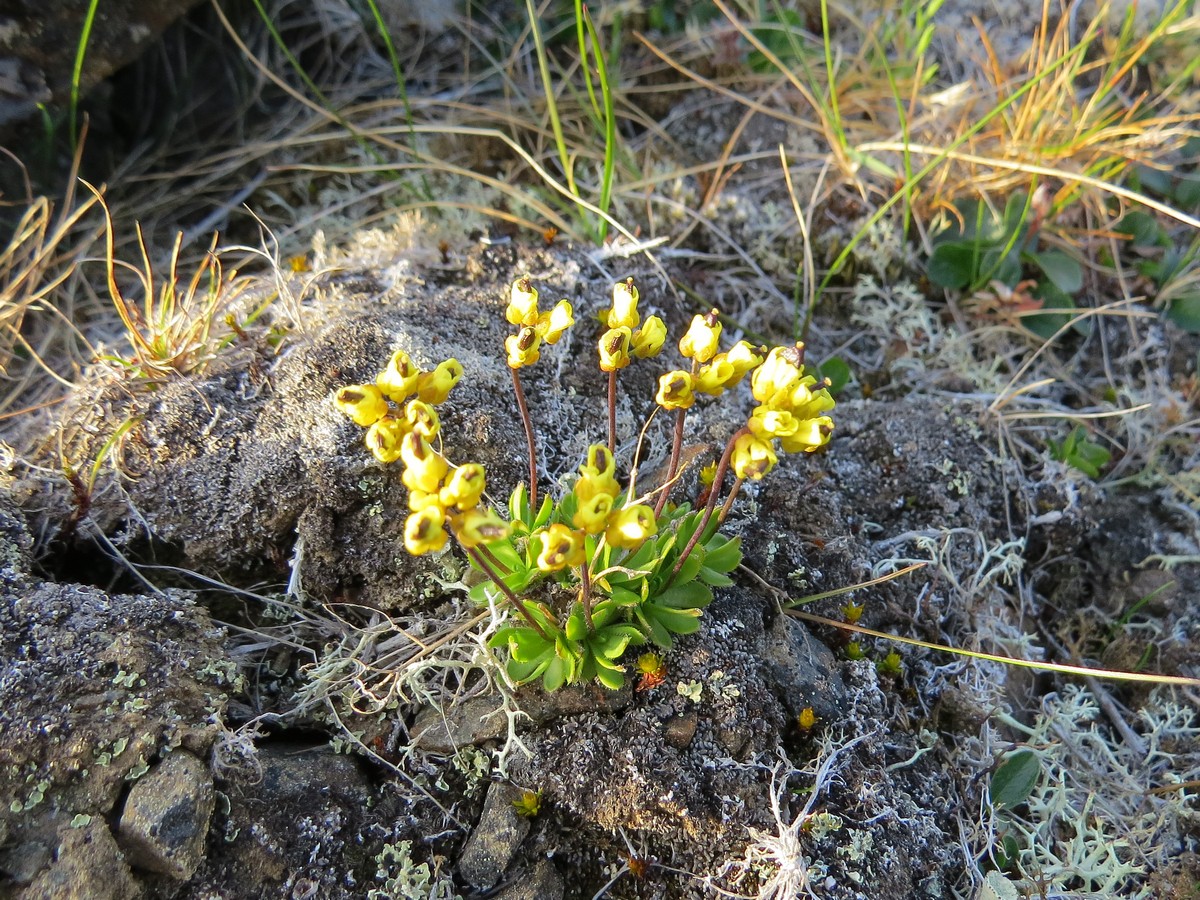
[607,370,618,455]
[653,407,688,518]
[511,367,538,511]
[466,546,550,640]
[670,426,749,579]
[718,477,745,525]
[579,561,595,631]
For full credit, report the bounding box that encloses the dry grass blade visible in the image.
[86,182,245,382]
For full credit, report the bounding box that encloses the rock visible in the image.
[458,783,531,891]
[0,0,206,129]
[760,615,848,724]
[492,857,564,900]
[118,751,213,880]
[663,712,698,749]
[21,822,140,900]
[0,840,51,885]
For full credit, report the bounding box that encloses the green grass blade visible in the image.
[70,0,101,150]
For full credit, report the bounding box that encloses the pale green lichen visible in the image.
[367,840,460,900]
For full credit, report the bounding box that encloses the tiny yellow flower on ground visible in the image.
[598,327,632,372]
[405,506,447,555]
[655,371,696,410]
[335,384,388,426]
[605,504,657,550]
[536,523,586,571]
[365,415,408,464]
[506,326,542,369]
[731,432,778,480]
[678,310,722,363]
[416,359,463,404]
[631,316,666,359]
[376,349,421,402]
[606,278,640,329]
[507,277,540,326]
[451,507,511,548]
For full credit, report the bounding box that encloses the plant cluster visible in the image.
[333,277,835,690]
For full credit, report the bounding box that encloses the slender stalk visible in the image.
[511,367,538,511]
[476,542,510,576]
[717,477,744,525]
[579,562,595,631]
[653,408,688,518]
[466,547,550,641]
[607,370,618,454]
[671,426,748,579]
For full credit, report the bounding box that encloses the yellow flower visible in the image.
[405,506,447,555]
[535,523,586,571]
[695,355,735,396]
[598,327,632,372]
[678,310,722,363]
[731,432,778,481]
[699,461,718,487]
[751,345,805,407]
[577,445,621,502]
[631,316,666,359]
[506,326,542,369]
[506,277,540,326]
[605,504,657,550]
[416,359,464,405]
[376,349,421,402]
[725,340,765,382]
[404,399,440,439]
[778,415,834,453]
[655,370,696,410]
[439,463,486,510]
[573,492,614,534]
[606,278,640,329]
[400,433,448,492]
[451,507,511,548]
[536,299,574,344]
[785,378,837,420]
[748,405,799,439]
[334,384,388,426]
[364,415,408,464]
[408,489,443,512]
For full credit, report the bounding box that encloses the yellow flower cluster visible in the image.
[505,277,574,368]
[735,343,835,480]
[597,279,667,372]
[529,444,657,573]
[333,349,508,555]
[656,309,765,410]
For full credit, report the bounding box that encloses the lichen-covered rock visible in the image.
[117,751,214,879]
[20,822,140,900]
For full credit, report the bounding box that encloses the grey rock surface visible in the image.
[117,751,214,879]
[492,857,564,900]
[458,782,532,891]
[21,822,140,900]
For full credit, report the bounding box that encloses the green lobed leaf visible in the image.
[928,242,979,289]
[1167,293,1200,333]
[1028,250,1083,294]
[653,581,713,610]
[702,535,742,573]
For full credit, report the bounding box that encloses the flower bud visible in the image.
[506,326,542,369]
[452,507,510,548]
[538,299,574,344]
[417,358,463,404]
[605,504,657,550]
[404,399,440,439]
[573,491,614,534]
[655,370,696,410]
[778,415,834,453]
[678,309,722,363]
[535,523,586,571]
[400,433,448,492]
[731,433,778,481]
[376,349,421,402]
[506,277,540,326]
[607,278,640,329]
[365,415,408,463]
[405,506,448,555]
[334,384,388,426]
[439,463,486,510]
[631,316,666,358]
[598,327,632,372]
[725,340,765,382]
